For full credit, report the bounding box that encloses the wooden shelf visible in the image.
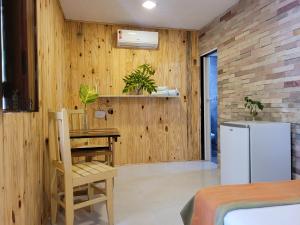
[98,95,180,98]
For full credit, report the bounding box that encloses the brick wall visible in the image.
[199,0,300,177]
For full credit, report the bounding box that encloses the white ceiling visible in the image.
[59,0,239,30]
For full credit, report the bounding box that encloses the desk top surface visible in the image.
[70,128,120,139]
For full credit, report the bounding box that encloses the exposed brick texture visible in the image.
[199,0,300,178]
[220,11,237,22]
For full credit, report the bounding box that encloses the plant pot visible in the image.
[130,88,143,95]
[83,109,89,130]
[251,112,258,121]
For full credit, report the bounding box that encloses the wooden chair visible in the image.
[48,109,117,225]
[68,109,113,165]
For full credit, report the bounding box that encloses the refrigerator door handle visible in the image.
[221,123,249,128]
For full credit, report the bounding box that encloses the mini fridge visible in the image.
[220,121,291,185]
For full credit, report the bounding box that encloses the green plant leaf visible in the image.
[79,84,99,107]
[122,64,157,94]
[244,96,264,118]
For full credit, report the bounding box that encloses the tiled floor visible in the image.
[55,161,219,225]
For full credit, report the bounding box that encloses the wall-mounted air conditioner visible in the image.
[117,29,159,49]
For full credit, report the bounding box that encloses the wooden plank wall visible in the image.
[198,0,300,177]
[0,0,66,224]
[0,1,201,224]
[64,22,200,165]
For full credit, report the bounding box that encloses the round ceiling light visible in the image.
[142,1,157,10]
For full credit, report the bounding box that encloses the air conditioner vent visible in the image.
[117,29,159,49]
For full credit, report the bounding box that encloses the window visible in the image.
[1,0,38,112]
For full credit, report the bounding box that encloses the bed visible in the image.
[224,204,300,225]
[181,180,300,225]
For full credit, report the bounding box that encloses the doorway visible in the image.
[201,50,218,164]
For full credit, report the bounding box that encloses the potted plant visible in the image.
[79,84,99,129]
[244,96,264,121]
[122,64,157,95]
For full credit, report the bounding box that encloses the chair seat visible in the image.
[72,161,116,186]
[71,149,112,158]
[71,145,110,150]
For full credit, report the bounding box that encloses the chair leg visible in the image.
[86,156,93,162]
[88,183,94,212]
[51,169,58,225]
[65,187,74,225]
[110,153,113,166]
[107,153,112,166]
[65,207,74,225]
[105,178,114,225]
[105,155,108,165]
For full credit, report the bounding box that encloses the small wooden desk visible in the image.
[69,128,120,166]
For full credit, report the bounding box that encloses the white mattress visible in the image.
[224,204,300,225]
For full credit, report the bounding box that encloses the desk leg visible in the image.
[112,138,116,167]
[106,137,110,165]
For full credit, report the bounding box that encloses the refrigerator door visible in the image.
[249,123,291,183]
[221,124,250,185]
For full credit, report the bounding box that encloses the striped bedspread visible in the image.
[181,180,300,225]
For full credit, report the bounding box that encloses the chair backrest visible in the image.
[68,109,85,130]
[48,109,72,175]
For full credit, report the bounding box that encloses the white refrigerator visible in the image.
[220,121,291,185]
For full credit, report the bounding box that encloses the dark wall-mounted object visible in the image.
[1,0,38,112]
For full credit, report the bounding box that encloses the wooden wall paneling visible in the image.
[38,1,51,217]
[133,99,148,163]
[83,23,97,134]
[64,22,200,165]
[0,112,4,224]
[118,99,131,164]
[190,32,201,160]
[143,99,156,162]
[2,1,200,223]
[166,30,187,161]
[91,24,102,93]
[63,23,71,108]
[110,28,122,96]
[84,23,94,90]
[130,74,144,165]
[148,31,169,162]
[156,30,182,162]
[112,41,128,164]
[105,27,122,153]
[147,30,168,162]
[69,23,84,108]
[186,31,193,160]
[0,0,83,224]
[105,25,114,95]
[99,25,110,95]
[163,31,174,161]
[179,31,190,160]
[103,27,122,159]
[38,0,66,222]
[64,23,90,151]
[23,113,43,225]
[3,113,25,225]
[130,33,151,163]
[142,98,152,163]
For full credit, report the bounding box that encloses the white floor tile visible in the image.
[54,161,219,225]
